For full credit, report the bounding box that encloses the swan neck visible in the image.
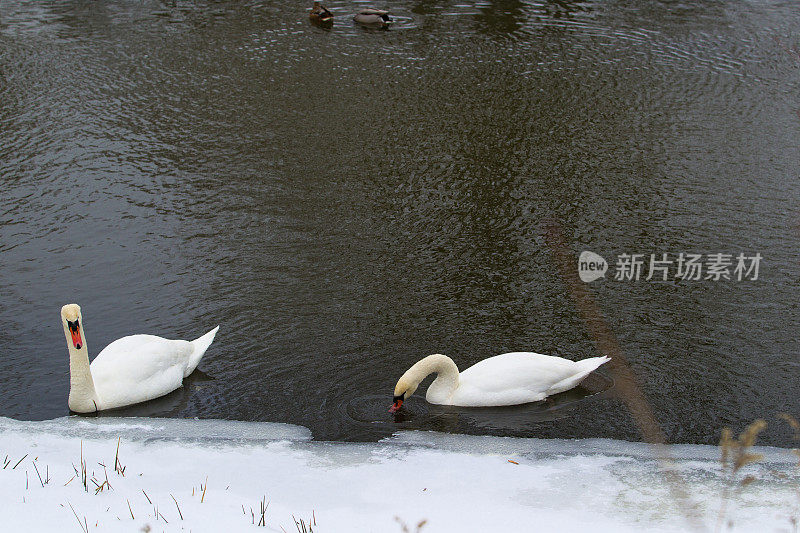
[414,354,459,403]
[66,332,98,413]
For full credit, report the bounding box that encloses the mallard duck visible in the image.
[353,8,392,27]
[309,1,333,27]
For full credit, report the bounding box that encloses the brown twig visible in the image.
[544,219,705,531]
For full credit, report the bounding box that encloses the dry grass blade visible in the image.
[171,493,184,520]
[12,453,28,470]
[720,428,733,468]
[716,419,767,533]
[201,476,208,503]
[292,515,315,533]
[734,453,764,472]
[780,413,800,432]
[78,441,88,492]
[395,517,410,533]
[395,516,427,533]
[142,489,152,504]
[32,461,45,488]
[257,495,269,527]
[114,437,126,476]
[68,502,88,533]
[127,499,135,519]
[738,419,767,449]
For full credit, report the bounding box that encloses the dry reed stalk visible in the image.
[544,219,704,530]
[171,493,184,520]
[114,437,126,476]
[716,419,767,533]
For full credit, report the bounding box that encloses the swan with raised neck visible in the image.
[61,304,99,413]
[60,303,219,413]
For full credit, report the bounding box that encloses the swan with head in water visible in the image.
[61,304,219,413]
[390,352,610,412]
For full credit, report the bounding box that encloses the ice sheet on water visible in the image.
[0,415,312,444]
[386,430,797,465]
[1,418,799,532]
[384,429,800,530]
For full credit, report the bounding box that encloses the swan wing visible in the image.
[90,335,193,409]
[451,352,603,406]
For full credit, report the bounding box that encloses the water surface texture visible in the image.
[1,0,798,444]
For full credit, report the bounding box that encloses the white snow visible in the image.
[0,416,797,532]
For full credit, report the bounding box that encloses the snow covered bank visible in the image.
[0,417,797,532]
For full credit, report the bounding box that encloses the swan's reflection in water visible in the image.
[77,369,215,419]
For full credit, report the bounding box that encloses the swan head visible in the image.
[60,303,84,351]
[390,376,418,413]
[389,367,425,413]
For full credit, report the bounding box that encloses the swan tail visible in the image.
[185,326,219,377]
[547,356,610,396]
[575,355,610,373]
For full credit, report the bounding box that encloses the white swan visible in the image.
[390,352,610,411]
[61,304,219,413]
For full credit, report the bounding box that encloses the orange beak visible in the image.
[71,328,82,349]
[389,397,404,413]
[68,320,82,350]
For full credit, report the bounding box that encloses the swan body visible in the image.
[61,304,218,413]
[391,352,610,411]
[353,8,392,26]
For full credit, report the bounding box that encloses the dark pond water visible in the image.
[0,0,798,445]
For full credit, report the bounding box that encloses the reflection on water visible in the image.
[90,369,215,419]
[0,0,798,445]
